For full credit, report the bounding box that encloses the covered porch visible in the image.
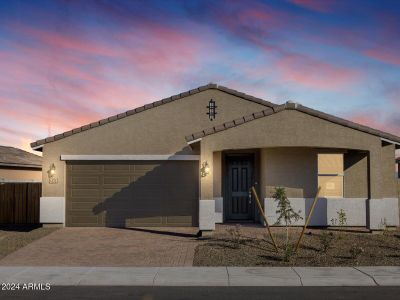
[186,104,400,232]
[199,146,399,231]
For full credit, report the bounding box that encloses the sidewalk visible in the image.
[1,266,399,286]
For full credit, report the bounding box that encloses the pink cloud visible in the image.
[347,111,400,137]
[275,53,360,89]
[0,22,216,151]
[289,0,336,13]
[364,48,400,66]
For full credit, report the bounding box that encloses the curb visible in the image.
[0,266,399,287]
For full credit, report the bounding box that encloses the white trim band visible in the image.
[381,138,400,146]
[60,154,200,161]
[187,138,202,145]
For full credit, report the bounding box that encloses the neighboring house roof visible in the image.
[0,146,42,168]
[30,83,276,150]
[185,101,400,145]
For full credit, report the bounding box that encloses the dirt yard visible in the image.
[194,224,400,267]
[0,225,59,260]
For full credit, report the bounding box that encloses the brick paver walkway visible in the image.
[0,227,199,266]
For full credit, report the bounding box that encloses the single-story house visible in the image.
[0,146,42,182]
[30,83,400,231]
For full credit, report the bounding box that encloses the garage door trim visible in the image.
[61,154,200,161]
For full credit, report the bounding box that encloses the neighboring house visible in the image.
[31,83,400,231]
[397,157,400,178]
[0,146,42,182]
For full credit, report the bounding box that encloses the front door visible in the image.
[226,155,254,221]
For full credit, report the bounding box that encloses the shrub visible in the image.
[282,244,294,262]
[318,231,334,253]
[272,186,303,261]
[226,224,243,248]
[330,209,347,227]
[349,245,364,259]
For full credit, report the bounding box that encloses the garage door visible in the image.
[66,161,199,227]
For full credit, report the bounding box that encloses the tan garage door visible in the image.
[66,161,199,227]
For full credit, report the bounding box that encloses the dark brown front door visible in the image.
[226,155,254,221]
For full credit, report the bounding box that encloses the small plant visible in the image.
[380,218,390,236]
[330,209,347,227]
[349,245,364,259]
[226,224,243,248]
[273,187,303,260]
[337,209,347,226]
[318,231,334,253]
[282,244,294,262]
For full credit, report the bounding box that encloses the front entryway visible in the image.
[225,154,255,221]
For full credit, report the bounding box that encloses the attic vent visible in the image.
[207,99,217,121]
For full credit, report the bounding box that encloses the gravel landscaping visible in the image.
[194,224,400,267]
[0,225,59,261]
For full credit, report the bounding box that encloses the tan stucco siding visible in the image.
[213,151,222,198]
[381,143,396,198]
[200,110,389,199]
[41,90,267,197]
[344,151,369,198]
[0,167,42,182]
[261,148,318,199]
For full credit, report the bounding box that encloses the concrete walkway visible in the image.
[1,266,399,286]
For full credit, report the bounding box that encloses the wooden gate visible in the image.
[0,183,41,224]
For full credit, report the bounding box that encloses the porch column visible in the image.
[199,141,215,231]
[367,145,399,229]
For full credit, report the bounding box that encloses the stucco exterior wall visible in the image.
[260,148,318,199]
[200,109,393,200]
[41,90,267,197]
[381,143,396,198]
[0,167,42,182]
[213,151,222,198]
[344,151,369,198]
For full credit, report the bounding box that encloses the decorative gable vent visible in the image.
[207,99,217,121]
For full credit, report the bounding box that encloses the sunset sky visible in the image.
[0,0,399,155]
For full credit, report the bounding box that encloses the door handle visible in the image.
[248,190,252,204]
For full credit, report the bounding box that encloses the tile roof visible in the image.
[0,146,42,168]
[30,83,276,150]
[185,101,400,144]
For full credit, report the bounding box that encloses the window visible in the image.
[318,153,344,198]
[206,99,217,121]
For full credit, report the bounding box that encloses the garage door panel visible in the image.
[70,165,102,172]
[166,215,193,225]
[103,164,130,172]
[66,161,198,227]
[70,215,103,226]
[71,176,100,185]
[71,189,100,198]
[71,201,101,210]
[103,176,131,185]
[126,216,164,227]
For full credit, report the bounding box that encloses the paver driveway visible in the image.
[0,227,200,266]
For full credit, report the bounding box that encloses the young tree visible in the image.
[273,187,303,258]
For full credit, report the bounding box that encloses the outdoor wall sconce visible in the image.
[200,161,210,177]
[47,163,58,184]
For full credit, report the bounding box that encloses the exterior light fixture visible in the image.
[200,161,210,177]
[47,163,58,184]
